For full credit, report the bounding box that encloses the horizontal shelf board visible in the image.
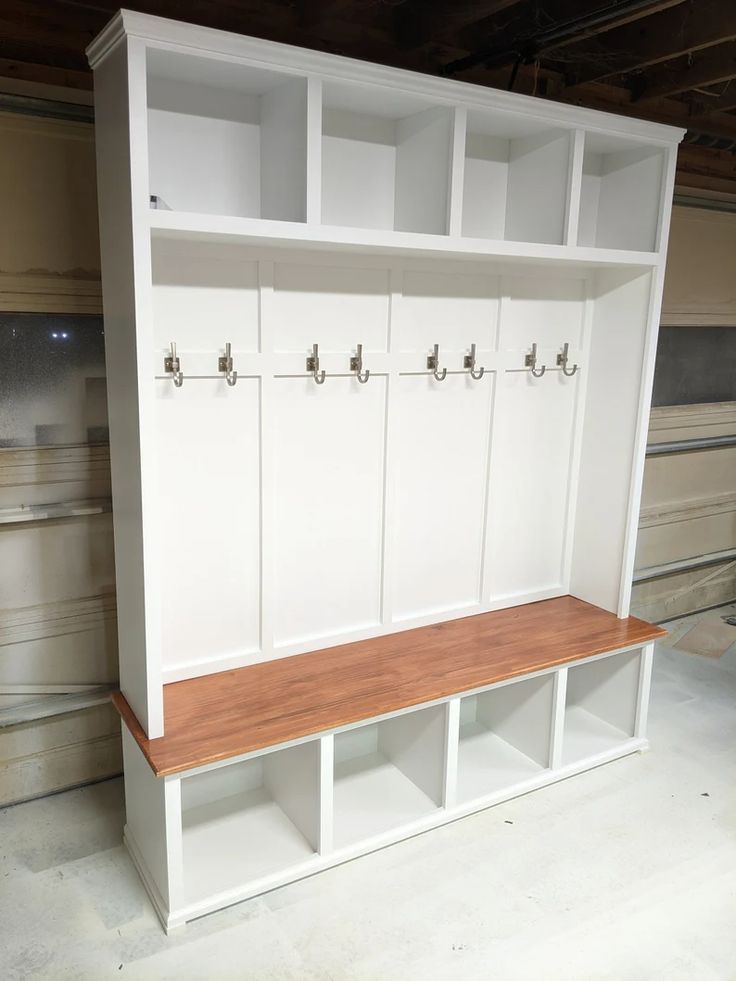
[113,596,665,776]
[149,211,659,270]
[456,722,545,803]
[182,787,315,905]
[561,705,630,766]
[333,751,438,849]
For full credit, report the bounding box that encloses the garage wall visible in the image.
[0,108,121,806]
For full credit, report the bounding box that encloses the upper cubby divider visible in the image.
[462,110,573,246]
[578,133,665,252]
[320,81,454,235]
[146,48,308,222]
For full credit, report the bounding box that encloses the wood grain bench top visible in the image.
[113,595,666,777]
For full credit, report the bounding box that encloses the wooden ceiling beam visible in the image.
[0,56,92,91]
[561,0,736,87]
[635,41,736,101]
[394,0,526,51]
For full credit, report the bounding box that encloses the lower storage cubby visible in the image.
[332,706,445,848]
[562,650,641,765]
[456,675,553,803]
[181,740,320,903]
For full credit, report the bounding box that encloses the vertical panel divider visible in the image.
[165,776,184,911]
[564,129,585,247]
[560,286,594,591]
[258,260,276,659]
[447,106,467,238]
[443,698,460,808]
[634,642,655,738]
[379,265,402,626]
[479,283,507,604]
[549,668,568,768]
[306,77,323,225]
[319,734,334,854]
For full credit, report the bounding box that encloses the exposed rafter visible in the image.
[634,40,736,101]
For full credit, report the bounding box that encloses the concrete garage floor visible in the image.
[2,606,736,980]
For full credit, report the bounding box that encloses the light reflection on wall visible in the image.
[0,313,108,447]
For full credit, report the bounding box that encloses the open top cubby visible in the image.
[562,648,642,765]
[180,740,320,904]
[147,48,308,221]
[332,705,445,847]
[321,80,453,234]
[462,110,573,245]
[578,133,665,252]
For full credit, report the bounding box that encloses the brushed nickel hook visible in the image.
[556,342,579,377]
[525,342,546,378]
[350,343,370,383]
[164,341,183,387]
[218,341,238,386]
[307,343,326,384]
[427,343,447,381]
[464,343,485,380]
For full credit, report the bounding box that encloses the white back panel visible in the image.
[273,376,386,646]
[152,240,259,351]
[399,270,499,352]
[506,132,570,245]
[272,262,390,352]
[154,378,261,672]
[393,372,493,620]
[498,276,585,350]
[595,148,664,251]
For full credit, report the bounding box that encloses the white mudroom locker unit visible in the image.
[87,9,678,930]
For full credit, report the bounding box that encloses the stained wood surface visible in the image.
[113,596,666,776]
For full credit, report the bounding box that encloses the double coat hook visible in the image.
[556,342,579,377]
[464,343,485,380]
[350,343,370,383]
[164,341,183,387]
[525,342,546,378]
[218,342,238,386]
[306,343,326,384]
[427,344,447,381]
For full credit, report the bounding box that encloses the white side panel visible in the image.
[506,133,570,245]
[272,262,390,352]
[273,376,385,646]
[570,269,653,612]
[94,40,162,736]
[260,77,308,222]
[393,373,493,620]
[394,107,452,235]
[378,704,447,806]
[462,133,509,240]
[567,649,641,736]
[151,240,259,351]
[264,740,321,851]
[476,674,554,767]
[154,378,261,672]
[321,110,397,229]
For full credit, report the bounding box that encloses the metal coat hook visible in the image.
[218,341,238,386]
[556,342,579,377]
[350,343,370,383]
[464,343,485,380]
[306,343,326,384]
[164,341,183,387]
[427,344,447,381]
[525,342,546,378]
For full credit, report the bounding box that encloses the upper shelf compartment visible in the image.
[578,133,665,252]
[321,81,453,235]
[146,48,308,222]
[462,111,573,246]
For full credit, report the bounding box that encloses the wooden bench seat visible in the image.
[113,595,665,777]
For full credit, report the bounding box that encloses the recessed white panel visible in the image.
[486,369,578,599]
[499,276,585,351]
[272,262,390,353]
[152,240,259,351]
[393,372,493,620]
[399,271,499,352]
[155,378,261,671]
[273,376,386,646]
